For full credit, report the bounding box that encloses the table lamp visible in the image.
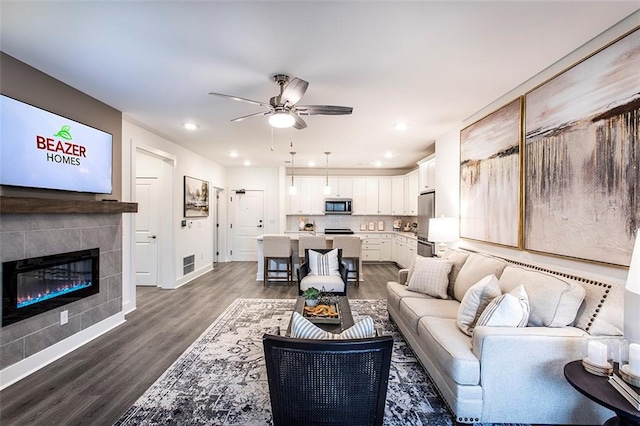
[624,231,640,345]
[428,216,458,256]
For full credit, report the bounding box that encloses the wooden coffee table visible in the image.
[286,296,354,336]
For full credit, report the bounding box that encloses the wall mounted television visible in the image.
[0,94,113,194]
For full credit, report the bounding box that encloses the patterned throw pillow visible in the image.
[290,312,376,340]
[407,257,453,299]
[476,285,530,328]
[308,249,340,276]
[456,274,501,336]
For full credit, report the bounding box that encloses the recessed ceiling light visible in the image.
[229,151,238,158]
[384,151,393,158]
[394,122,408,131]
[183,122,199,131]
[243,160,251,166]
[308,161,316,167]
[374,161,382,167]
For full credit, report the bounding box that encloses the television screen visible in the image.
[0,94,113,194]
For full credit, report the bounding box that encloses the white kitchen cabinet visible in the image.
[418,158,436,193]
[404,171,419,216]
[363,177,392,215]
[351,178,367,215]
[326,177,353,199]
[379,233,392,261]
[287,176,324,215]
[391,234,398,261]
[396,235,408,268]
[391,176,404,215]
[406,237,417,265]
[361,233,380,261]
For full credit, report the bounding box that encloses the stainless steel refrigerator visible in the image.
[417,190,435,257]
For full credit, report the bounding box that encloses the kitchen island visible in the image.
[256,234,363,282]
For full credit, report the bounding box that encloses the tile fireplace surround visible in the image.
[0,197,136,372]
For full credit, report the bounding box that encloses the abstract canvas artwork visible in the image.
[524,28,639,266]
[184,176,209,217]
[460,98,522,248]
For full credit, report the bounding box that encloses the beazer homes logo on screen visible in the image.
[35,125,87,166]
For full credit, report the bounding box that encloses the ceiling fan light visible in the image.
[269,112,295,128]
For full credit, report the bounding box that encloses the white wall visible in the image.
[121,119,227,296]
[434,12,639,284]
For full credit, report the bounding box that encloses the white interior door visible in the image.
[135,177,159,286]
[230,190,264,261]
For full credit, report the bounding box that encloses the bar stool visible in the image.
[332,235,362,286]
[263,235,293,287]
[298,236,328,258]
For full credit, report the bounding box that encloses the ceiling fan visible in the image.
[209,74,353,130]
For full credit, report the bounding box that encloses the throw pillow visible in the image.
[407,256,453,299]
[308,249,340,276]
[290,312,376,340]
[456,274,501,336]
[476,285,530,328]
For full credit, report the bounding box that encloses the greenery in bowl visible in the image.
[302,287,321,300]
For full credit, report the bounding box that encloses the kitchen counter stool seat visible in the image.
[263,235,293,287]
[297,235,328,258]
[332,235,361,286]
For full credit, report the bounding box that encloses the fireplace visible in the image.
[2,248,100,326]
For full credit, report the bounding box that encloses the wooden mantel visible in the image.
[0,196,138,214]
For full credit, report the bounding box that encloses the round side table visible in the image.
[564,360,640,426]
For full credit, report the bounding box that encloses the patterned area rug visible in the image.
[115,298,529,426]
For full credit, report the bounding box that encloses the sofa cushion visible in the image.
[417,317,480,386]
[300,275,345,293]
[574,277,624,336]
[454,253,508,302]
[407,256,453,299]
[290,312,376,339]
[399,297,460,333]
[476,285,530,328]
[457,274,502,336]
[387,281,432,311]
[442,249,470,298]
[499,266,585,327]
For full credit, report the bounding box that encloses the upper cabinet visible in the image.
[418,157,436,193]
[391,176,404,216]
[287,176,325,215]
[326,177,353,199]
[404,171,419,216]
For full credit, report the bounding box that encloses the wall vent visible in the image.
[183,254,195,275]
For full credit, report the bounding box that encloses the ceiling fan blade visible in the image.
[281,77,309,106]
[209,92,270,108]
[293,114,307,130]
[230,111,272,122]
[294,105,353,116]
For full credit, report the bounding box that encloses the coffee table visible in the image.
[286,296,354,336]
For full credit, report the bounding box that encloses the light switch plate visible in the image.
[60,310,68,325]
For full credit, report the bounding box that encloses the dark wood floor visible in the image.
[0,261,399,426]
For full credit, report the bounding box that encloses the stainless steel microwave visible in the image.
[324,198,352,215]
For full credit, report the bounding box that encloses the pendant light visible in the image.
[289,152,297,195]
[323,151,331,195]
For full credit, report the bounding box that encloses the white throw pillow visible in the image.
[456,274,501,336]
[308,249,340,276]
[290,312,376,340]
[407,256,453,299]
[476,285,530,328]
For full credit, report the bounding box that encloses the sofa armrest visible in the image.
[398,269,409,285]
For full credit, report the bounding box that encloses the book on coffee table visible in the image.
[608,373,640,410]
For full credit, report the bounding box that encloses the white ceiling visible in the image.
[1,1,638,170]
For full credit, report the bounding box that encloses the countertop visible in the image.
[260,231,418,240]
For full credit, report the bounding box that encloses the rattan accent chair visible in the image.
[263,333,393,426]
[297,248,348,296]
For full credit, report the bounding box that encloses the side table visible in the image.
[564,360,640,426]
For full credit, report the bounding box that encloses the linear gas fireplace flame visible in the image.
[2,248,100,326]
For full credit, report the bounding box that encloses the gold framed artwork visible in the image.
[460,97,523,248]
[524,28,639,266]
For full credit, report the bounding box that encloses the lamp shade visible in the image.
[428,216,458,243]
[269,112,295,128]
[624,232,640,344]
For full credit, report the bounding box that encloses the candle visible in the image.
[588,341,608,366]
[629,343,640,376]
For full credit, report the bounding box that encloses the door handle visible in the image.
[257,225,263,228]
[148,235,157,239]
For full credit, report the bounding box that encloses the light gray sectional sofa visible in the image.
[386,249,624,424]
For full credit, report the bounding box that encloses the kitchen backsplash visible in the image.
[286,215,418,233]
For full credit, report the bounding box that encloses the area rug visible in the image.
[115,298,529,426]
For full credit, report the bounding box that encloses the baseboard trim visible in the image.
[0,313,126,390]
[174,263,213,289]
